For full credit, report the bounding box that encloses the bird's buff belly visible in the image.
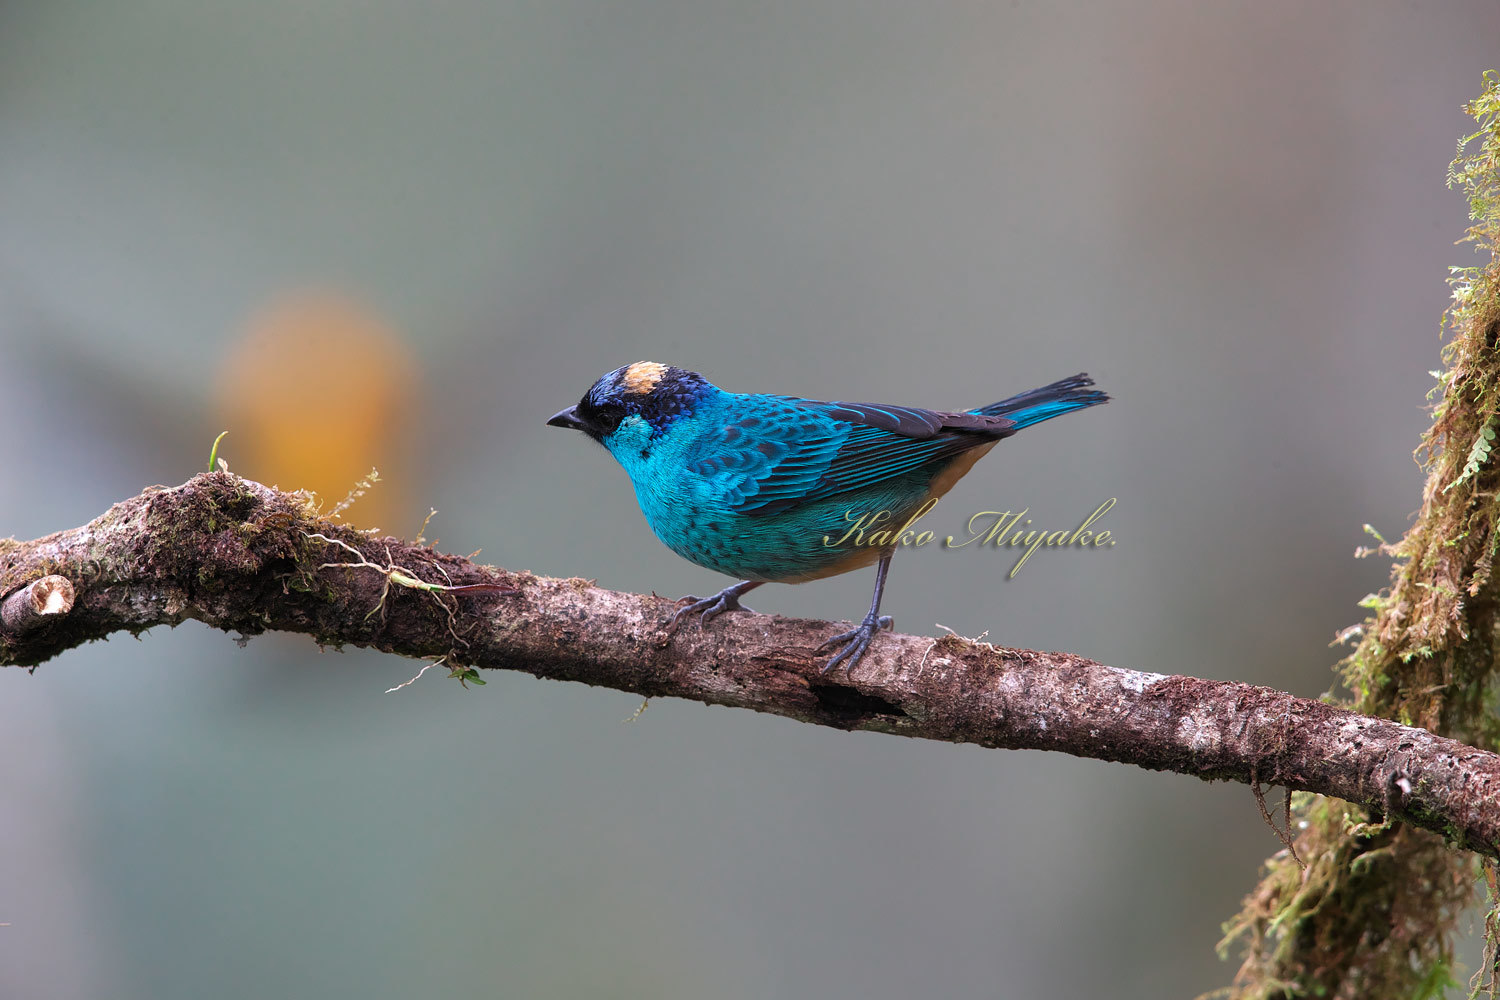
[640,485,936,584]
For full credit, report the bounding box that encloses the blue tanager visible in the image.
[548,362,1108,673]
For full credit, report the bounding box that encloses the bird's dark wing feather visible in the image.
[685,394,1016,516]
[772,398,1017,508]
[786,399,1005,439]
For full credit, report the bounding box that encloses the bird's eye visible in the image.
[595,405,625,434]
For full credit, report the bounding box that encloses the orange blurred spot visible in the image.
[217,290,418,529]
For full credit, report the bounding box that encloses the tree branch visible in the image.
[3,473,1497,857]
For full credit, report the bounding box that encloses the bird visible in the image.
[547,362,1108,674]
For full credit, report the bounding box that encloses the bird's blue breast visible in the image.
[603,391,943,582]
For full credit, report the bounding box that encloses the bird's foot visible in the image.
[666,585,758,632]
[816,614,894,674]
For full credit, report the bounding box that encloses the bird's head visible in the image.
[547,362,714,451]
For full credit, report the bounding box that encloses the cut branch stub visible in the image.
[0,574,75,635]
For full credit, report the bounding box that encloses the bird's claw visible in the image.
[665,590,756,633]
[816,614,894,674]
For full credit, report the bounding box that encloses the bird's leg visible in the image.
[816,550,895,674]
[666,580,764,631]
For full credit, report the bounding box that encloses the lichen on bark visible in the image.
[1220,72,1500,1000]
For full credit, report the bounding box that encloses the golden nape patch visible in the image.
[623,361,669,394]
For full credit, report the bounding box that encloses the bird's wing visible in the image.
[685,395,1016,515]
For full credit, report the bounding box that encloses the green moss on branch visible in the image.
[1222,71,1500,1000]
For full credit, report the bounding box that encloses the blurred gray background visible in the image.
[2,2,1496,998]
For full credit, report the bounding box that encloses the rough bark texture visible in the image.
[2,473,1498,859]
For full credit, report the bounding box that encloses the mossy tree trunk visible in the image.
[1222,72,1500,1000]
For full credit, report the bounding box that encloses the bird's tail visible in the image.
[974,373,1109,429]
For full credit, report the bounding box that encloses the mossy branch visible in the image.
[2,472,1499,861]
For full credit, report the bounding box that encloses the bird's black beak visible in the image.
[547,405,588,431]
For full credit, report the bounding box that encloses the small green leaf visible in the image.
[206,431,229,472]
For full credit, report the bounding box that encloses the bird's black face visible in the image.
[547,362,711,443]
